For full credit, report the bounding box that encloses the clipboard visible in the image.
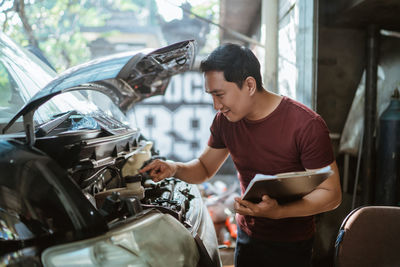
[242,166,334,203]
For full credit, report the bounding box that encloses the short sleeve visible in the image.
[207,113,226,149]
[298,116,334,169]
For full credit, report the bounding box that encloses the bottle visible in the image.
[375,89,400,205]
[121,140,153,176]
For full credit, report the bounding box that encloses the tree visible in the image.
[0,0,217,70]
[0,0,109,71]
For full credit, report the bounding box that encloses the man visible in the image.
[140,43,342,267]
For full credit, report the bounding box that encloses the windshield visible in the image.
[0,33,128,133]
[0,33,55,125]
[36,90,128,127]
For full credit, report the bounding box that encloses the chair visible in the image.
[334,206,400,267]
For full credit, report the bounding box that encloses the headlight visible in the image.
[42,211,199,267]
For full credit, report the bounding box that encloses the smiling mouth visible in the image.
[221,109,230,115]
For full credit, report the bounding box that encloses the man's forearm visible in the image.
[277,161,342,219]
[277,187,342,219]
[141,146,228,183]
[173,146,229,184]
[173,159,211,184]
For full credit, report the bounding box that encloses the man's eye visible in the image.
[216,94,223,97]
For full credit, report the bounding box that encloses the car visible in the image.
[0,32,221,267]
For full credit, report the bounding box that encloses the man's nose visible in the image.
[213,96,223,110]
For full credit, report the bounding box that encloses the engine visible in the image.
[32,113,197,225]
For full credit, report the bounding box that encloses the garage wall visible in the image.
[130,72,215,162]
[316,26,366,136]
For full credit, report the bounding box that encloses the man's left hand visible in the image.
[234,195,282,219]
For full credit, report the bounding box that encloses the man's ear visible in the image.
[245,76,257,96]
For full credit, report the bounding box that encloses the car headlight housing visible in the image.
[42,211,199,267]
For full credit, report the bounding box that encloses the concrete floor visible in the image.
[220,248,235,266]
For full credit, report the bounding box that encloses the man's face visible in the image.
[204,71,253,122]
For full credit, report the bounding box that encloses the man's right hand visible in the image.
[139,159,177,182]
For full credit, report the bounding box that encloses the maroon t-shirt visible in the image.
[208,96,334,242]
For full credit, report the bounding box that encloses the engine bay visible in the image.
[33,112,197,227]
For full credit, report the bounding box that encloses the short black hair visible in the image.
[200,43,263,91]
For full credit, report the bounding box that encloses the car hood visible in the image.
[3,40,196,135]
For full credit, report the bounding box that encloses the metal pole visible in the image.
[362,24,379,205]
[262,0,278,92]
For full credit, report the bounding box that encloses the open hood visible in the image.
[3,40,196,140]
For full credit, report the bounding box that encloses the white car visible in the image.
[0,32,220,267]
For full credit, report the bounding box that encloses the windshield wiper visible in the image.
[35,110,76,137]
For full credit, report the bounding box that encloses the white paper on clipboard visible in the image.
[242,166,334,203]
